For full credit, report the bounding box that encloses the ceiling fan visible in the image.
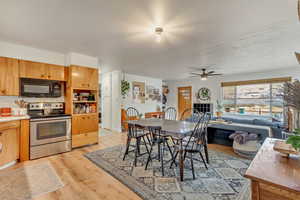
[189,68,223,80]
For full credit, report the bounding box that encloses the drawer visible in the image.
[0,120,20,131]
[72,131,98,148]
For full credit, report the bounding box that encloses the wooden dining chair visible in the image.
[123,123,151,166]
[171,112,211,179]
[126,107,139,119]
[164,107,177,120]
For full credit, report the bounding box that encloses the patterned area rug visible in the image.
[0,162,64,200]
[85,145,251,200]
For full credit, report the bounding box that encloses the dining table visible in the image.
[127,118,197,181]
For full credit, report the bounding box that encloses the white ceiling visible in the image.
[0,0,299,80]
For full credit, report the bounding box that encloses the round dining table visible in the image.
[127,118,197,181]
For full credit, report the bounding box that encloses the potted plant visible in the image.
[216,100,223,118]
[286,128,300,152]
[121,80,130,99]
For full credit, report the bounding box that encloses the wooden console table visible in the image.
[245,138,300,200]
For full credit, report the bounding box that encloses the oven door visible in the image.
[30,117,71,146]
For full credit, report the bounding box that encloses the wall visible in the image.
[165,66,300,113]
[122,73,163,115]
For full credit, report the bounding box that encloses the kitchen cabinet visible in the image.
[0,121,20,166]
[70,65,98,90]
[0,57,19,96]
[71,114,98,148]
[20,60,65,81]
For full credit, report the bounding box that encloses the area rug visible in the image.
[85,145,252,200]
[0,162,64,200]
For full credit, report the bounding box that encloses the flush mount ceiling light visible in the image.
[155,27,163,43]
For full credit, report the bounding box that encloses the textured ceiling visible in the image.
[0,0,299,80]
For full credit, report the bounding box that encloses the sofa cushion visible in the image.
[253,119,276,127]
[222,117,254,125]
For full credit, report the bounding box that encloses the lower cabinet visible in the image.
[71,114,99,148]
[0,121,20,167]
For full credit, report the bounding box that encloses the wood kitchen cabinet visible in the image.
[0,57,19,96]
[0,121,20,167]
[20,60,65,81]
[70,65,98,90]
[71,114,98,148]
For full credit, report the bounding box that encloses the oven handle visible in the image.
[30,116,71,122]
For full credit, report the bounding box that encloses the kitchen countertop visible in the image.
[0,115,30,123]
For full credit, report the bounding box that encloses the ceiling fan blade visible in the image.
[207,73,223,76]
[295,52,300,64]
[190,72,202,76]
[298,0,300,21]
[207,71,215,74]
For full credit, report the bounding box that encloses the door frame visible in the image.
[177,86,192,118]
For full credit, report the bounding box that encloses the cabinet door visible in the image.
[83,114,99,133]
[0,57,19,96]
[46,64,65,81]
[71,66,98,89]
[0,128,20,166]
[19,60,48,79]
[87,68,98,90]
[72,115,82,135]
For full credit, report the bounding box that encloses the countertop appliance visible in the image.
[20,78,62,98]
[28,102,71,159]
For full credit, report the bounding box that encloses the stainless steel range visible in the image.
[28,102,71,160]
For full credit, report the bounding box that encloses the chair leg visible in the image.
[204,144,209,164]
[199,151,208,169]
[166,139,177,167]
[134,138,139,167]
[170,151,178,169]
[161,138,165,176]
[142,136,150,156]
[123,137,131,161]
[190,152,195,180]
[145,139,154,170]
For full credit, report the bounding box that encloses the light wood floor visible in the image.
[4,130,236,200]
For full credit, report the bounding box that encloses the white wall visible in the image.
[166,66,300,113]
[0,41,65,65]
[122,73,163,115]
[65,52,99,69]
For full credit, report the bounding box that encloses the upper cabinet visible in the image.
[0,57,19,96]
[20,60,65,81]
[70,65,98,90]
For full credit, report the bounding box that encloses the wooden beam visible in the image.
[221,77,292,87]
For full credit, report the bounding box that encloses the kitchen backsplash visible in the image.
[0,96,65,108]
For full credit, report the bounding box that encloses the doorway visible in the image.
[178,86,192,118]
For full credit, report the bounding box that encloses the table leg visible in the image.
[179,140,184,181]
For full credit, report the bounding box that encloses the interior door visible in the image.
[178,86,192,119]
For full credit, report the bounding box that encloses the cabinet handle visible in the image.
[48,75,51,79]
[41,74,44,78]
[0,132,2,136]
[0,143,2,153]
[1,90,5,94]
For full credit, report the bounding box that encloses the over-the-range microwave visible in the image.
[20,78,62,98]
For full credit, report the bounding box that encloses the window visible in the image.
[222,78,290,121]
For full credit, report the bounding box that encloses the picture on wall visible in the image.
[146,85,161,103]
[132,81,145,104]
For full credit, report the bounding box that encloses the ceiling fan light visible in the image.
[201,76,207,81]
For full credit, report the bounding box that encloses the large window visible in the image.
[222,78,289,121]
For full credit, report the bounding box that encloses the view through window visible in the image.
[222,82,284,120]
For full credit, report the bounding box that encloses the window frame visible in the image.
[221,77,290,120]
